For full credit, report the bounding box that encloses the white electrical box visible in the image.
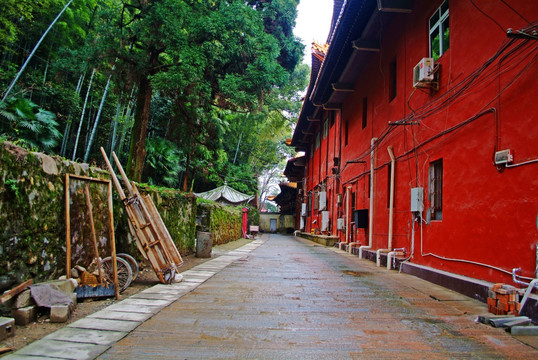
[301,203,307,216]
[411,187,424,212]
[337,218,345,230]
[319,191,327,210]
[321,211,330,231]
[494,149,513,165]
[413,58,434,87]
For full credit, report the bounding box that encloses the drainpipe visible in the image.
[359,137,377,259]
[343,186,351,250]
[379,146,396,267]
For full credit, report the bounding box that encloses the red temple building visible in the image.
[286,0,538,318]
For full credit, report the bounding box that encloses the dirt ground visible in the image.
[0,238,252,356]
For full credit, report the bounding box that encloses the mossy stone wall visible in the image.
[197,201,247,245]
[0,142,196,285]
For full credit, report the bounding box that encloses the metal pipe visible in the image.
[345,186,351,246]
[512,268,530,286]
[520,278,538,316]
[359,137,377,259]
[377,146,395,267]
[387,146,396,251]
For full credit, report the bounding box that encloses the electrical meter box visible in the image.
[321,211,329,231]
[301,203,306,216]
[411,187,424,212]
[337,218,345,230]
[318,192,327,210]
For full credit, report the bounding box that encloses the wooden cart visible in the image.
[100,148,183,283]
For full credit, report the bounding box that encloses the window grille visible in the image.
[429,159,443,220]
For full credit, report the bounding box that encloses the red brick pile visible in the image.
[487,283,521,315]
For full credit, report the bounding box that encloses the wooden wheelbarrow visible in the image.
[100,148,183,284]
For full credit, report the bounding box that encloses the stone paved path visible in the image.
[6,234,538,359]
[100,234,536,359]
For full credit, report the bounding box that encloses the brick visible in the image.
[488,290,496,299]
[487,297,497,306]
[500,302,510,312]
[0,317,15,341]
[11,306,37,325]
[492,283,503,290]
[497,295,508,304]
[50,304,70,323]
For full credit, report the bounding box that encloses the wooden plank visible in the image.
[84,184,104,284]
[107,182,120,300]
[65,173,71,278]
[99,147,126,200]
[0,279,32,305]
[112,151,134,196]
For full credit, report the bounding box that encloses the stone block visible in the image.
[50,304,70,323]
[0,317,15,340]
[11,306,37,325]
[14,289,35,309]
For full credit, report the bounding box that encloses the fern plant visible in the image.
[0,97,61,153]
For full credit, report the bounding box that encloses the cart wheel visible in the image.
[101,256,133,293]
[117,253,139,281]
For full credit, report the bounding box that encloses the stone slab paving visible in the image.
[99,234,537,360]
[87,310,153,322]
[68,318,141,332]
[8,339,109,360]
[3,237,265,360]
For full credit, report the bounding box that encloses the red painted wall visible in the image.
[298,0,538,285]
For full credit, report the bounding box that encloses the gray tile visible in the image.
[104,303,162,314]
[13,339,109,359]
[68,318,141,332]
[44,327,127,346]
[118,298,171,307]
[87,310,153,322]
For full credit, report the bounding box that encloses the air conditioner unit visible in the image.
[413,57,434,87]
[337,218,345,230]
[319,191,327,211]
[494,149,513,165]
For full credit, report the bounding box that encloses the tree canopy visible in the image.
[0,0,308,197]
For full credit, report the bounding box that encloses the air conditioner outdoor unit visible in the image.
[495,149,513,165]
[413,57,434,87]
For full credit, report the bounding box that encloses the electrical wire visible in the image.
[469,0,506,33]
[500,0,530,24]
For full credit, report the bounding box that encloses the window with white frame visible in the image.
[429,0,449,61]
